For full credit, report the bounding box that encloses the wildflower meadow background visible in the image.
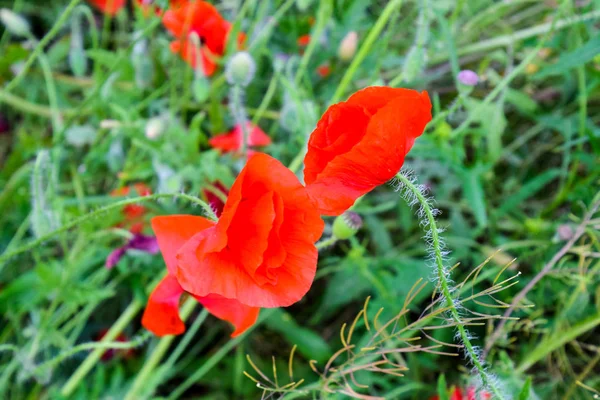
[1,0,600,399]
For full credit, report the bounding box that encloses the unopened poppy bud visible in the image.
[457,69,479,86]
[145,117,164,140]
[226,51,256,87]
[557,224,573,241]
[337,31,357,62]
[332,211,363,240]
[0,9,30,37]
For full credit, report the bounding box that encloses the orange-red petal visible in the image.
[151,215,215,275]
[193,294,260,337]
[87,0,126,15]
[141,274,186,336]
[176,153,323,308]
[303,87,432,216]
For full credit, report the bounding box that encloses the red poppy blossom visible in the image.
[209,123,271,155]
[317,64,331,78]
[162,0,245,76]
[297,34,311,47]
[86,0,127,15]
[111,183,152,233]
[142,215,259,337]
[303,86,432,216]
[175,153,324,308]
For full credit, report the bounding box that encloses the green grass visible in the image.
[1,0,600,399]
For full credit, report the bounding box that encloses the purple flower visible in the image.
[457,69,479,86]
[105,234,159,269]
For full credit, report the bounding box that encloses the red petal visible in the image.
[87,0,126,15]
[193,294,260,337]
[209,130,242,152]
[151,215,215,275]
[176,153,323,308]
[141,274,186,336]
[235,123,271,147]
[303,87,431,216]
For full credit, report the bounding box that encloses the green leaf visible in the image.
[265,309,331,363]
[498,169,560,216]
[536,36,600,78]
[518,377,532,400]
[437,374,449,400]
[459,166,488,228]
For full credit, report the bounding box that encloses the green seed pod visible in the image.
[332,211,363,240]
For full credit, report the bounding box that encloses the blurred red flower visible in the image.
[175,153,324,308]
[297,34,311,47]
[86,0,127,15]
[162,0,245,76]
[110,183,152,234]
[303,86,432,216]
[142,216,259,337]
[430,386,491,400]
[317,64,331,77]
[209,122,271,155]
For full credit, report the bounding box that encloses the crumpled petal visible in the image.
[142,274,186,336]
[193,294,260,337]
[151,215,215,275]
[303,87,432,216]
[176,153,324,308]
[209,123,271,153]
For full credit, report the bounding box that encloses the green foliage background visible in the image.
[0,0,599,399]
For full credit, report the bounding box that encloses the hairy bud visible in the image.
[337,31,357,62]
[226,51,256,87]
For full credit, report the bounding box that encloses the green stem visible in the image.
[294,0,333,85]
[1,0,81,94]
[329,0,403,103]
[61,300,143,397]
[35,332,152,375]
[125,301,201,400]
[516,312,600,374]
[0,193,216,266]
[251,71,279,125]
[395,173,505,400]
[316,236,337,250]
[167,309,275,400]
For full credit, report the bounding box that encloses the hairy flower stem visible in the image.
[0,192,216,266]
[395,173,505,400]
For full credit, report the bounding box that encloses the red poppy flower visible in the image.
[162,0,245,76]
[209,123,271,155]
[317,64,331,78]
[202,182,229,217]
[142,215,259,337]
[297,34,311,47]
[86,0,127,15]
[175,153,324,308]
[303,86,432,216]
[111,183,152,233]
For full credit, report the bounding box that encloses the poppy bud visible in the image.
[226,51,256,87]
[457,69,479,86]
[337,31,357,62]
[145,117,164,140]
[69,45,88,77]
[0,9,30,37]
[332,211,362,240]
[402,46,425,82]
